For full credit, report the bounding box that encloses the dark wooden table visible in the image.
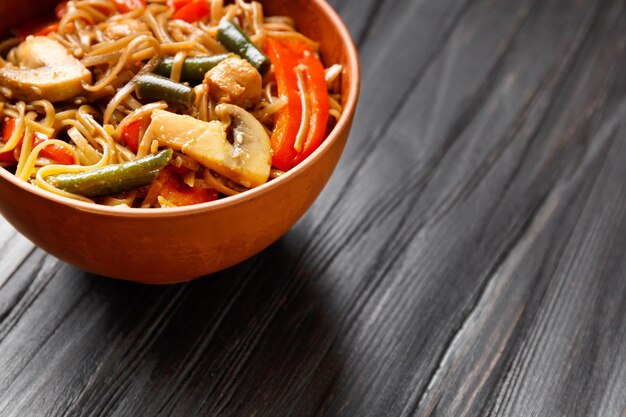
[2,0,626,415]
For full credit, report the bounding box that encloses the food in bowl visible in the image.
[0,0,344,208]
[0,0,358,282]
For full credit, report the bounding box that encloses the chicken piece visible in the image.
[104,19,149,41]
[203,57,263,108]
[0,37,92,102]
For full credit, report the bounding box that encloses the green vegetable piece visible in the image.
[217,20,271,75]
[135,74,196,108]
[154,54,232,84]
[47,149,173,198]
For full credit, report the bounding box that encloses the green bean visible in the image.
[154,54,232,84]
[135,74,196,109]
[47,149,173,198]
[217,20,271,75]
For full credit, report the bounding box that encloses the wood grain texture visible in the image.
[1,0,626,416]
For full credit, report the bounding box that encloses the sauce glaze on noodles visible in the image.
[0,0,343,207]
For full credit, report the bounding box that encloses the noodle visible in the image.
[169,51,187,82]
[293,67,310,153]
[0,0,343,208]
[83,35,160,91]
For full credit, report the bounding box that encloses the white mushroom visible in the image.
[144,105,271,188]
[0,36,92,102]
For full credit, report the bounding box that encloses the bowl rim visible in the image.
[0,0,360,219]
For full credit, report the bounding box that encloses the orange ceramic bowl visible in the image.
[0,0,360,283]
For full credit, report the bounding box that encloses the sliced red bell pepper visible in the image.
[2,118,15,140]
[157,166,218,206]
[0,119,19,163]
[16,20,58,39]
[265,38,302,171]
[33,133,75,165]
[17,21,77,39]
[120,119,146,154]
[0,148,16,162]
[291,46,330,166]
[264,38,330,171]
[171,0,210,23]
[34,23,60,37]
[113,0,146,14]
[0,118,74,165]
[0,151,16,163]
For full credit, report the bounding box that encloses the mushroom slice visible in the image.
[144,106,271,188]
[0,37,92,102]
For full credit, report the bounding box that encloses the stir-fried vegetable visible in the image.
[120,119,146,154]
[0,37,92,102]
[154,54,231,84]
[217,20,271,75]
[0,120,17,163]
[157,166,218,206]
[0,118,74,165]
[47,148,173,198]
[144,106,271,188]
[171,0,210,22]
[32,133,75,165]
[16,22,59,39]
[135,74,196,109]
[264,38,330,170]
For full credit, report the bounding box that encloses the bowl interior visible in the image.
[0,0,360,217]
